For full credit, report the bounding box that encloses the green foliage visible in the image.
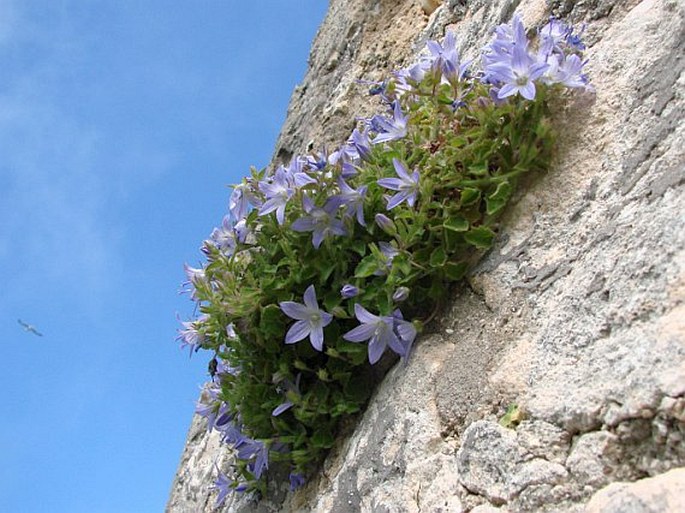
[188,74,557,492]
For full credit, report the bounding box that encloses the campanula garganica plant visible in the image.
[178,14,592,504]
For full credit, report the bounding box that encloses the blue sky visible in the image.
[0,2,327,512]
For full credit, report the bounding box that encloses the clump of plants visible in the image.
[178,14,591,505]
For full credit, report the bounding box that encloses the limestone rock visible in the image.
[566,432,623,487]
[584,468,685,513]
[457,421,568,504]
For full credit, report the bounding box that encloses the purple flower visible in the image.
[214,409,236,432]
[350,127,372,161]
[490,43,548,100]
[229,183,251,221]
[177,316,206,355]
[291,196,347,249]
[376,242,399,276]
[212,467,233,507]
[306,148,329,171]
[328,127,372,166]
[258,166,294,225]
[538,17,571,56]
[194,381,238,434]
[377,158,420,209]
[232,437,269,479]
[542,53,591,90]
[394,61,430,95]
[482,14,529,76]
[482,13,559,101]
[327,178,367,226]
[342,304,415,364]
[279,285,333,351]
[390,308,417,361]
[181,263,206,301]
[557,54,591,89]
[289,472,306,491]
[341,162,358,179]
[371,101,408,144]
[209,215,238,255]
[341,284,359,299]
[425,32,471,81]
[247,441,269,479]
[218,419,248,447]
[329,141,360,166]
[272,374,301,416]
[287,156,317,188]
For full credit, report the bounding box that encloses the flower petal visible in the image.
[303,285,317,310]
[386,191,408,210]
[520,81,536,100]
[285,320,310,344]
[368,336,386,364]
[394,320,417,344]
[291,218,316,232]
[392,158,411,182]
[279,301,310,320]
[343,323,376,342]
[354,303,379,324]
[320,311,333,326]
[312,229,325,249]
[272,401,294,417]
[309,325,325,351]
[377,178,404,191]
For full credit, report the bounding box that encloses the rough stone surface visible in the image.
[457,421,569,505]
[167,0,685,511]
[584,468,685,513]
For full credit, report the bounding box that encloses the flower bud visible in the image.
[331,306,349,318]
[375,213,397,236]
[341,284,359,299]
[392,287,410,302]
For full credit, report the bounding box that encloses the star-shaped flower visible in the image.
[342,304,416,364]
[279,285,333,351]
[377,158,420,209]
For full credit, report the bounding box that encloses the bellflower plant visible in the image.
[179,13,592,500]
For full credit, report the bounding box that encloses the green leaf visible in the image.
[499,404,525,428]
[444,261,469,281]
[350,239,367,257]
[354,255,379,278]
[429,246,447,267]
[460,188,481,207]
[343,372,373,403]
[464,226,496,249]
[444,228,463,252]
[291,449,313,466]
[443,215,469,232]
[319,259,337,282]
[485,180,512,216]
[259,304,285,341]
[311,428,335,449]
[467,163,489,177]
[393,254,412,277]
[331,402,361,417]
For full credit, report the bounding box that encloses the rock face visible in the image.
[166,0,685,511]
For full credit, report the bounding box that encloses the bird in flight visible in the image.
[18,319,43,337]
